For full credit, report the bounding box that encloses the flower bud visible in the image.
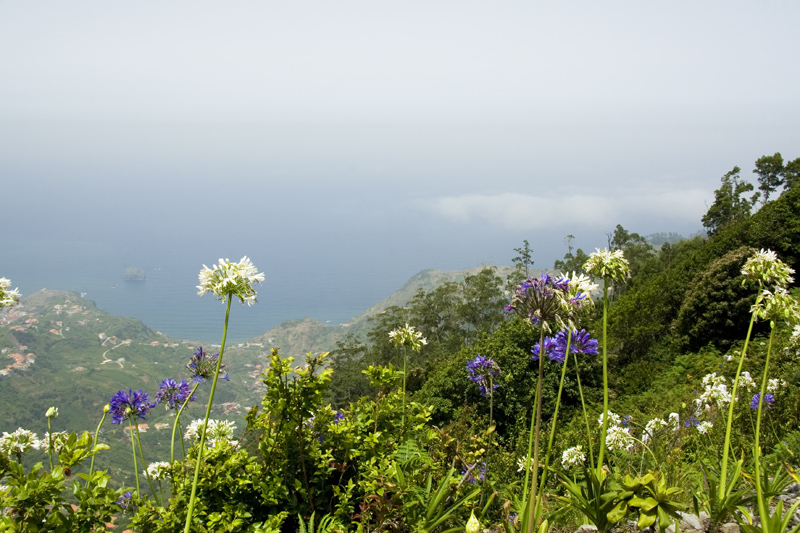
[104,403,111,413]
[45,407,59,419]
[466,511,480,533]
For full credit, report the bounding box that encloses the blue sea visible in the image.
[2,238,404,344]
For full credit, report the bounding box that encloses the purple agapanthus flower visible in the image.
[461,462,486,484]
[109,389,155,425]
[467,355,501,397]
[334,411,345,424]
[531,336,557,361]
[683,417,700,427]
[550,329,599,363]
[750,393,775,410]
[187,345,228,383]
[117,491,136,513]
[155,378,196,409]
[506,273,591,332]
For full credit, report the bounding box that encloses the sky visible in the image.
[2,1,800,314]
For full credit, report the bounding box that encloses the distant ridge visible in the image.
[247,265,524,357]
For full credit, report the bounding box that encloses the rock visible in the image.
[720,523,740,533]
[123,267,146,281]
[575,525,598,533]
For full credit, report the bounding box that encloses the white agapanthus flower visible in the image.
[739,371,756,391]
[197,256,265,305]
[741,249,795,288]
[0,428,41,456]
[563,271,599,300]
[584,249,631,282]
[698,373,731,408]
[388,323,428,352]
[642,418,667,444]
[605,426,634,452]
[185,418,237,447]
[767,378,786,393]
[561,445,586,468]
[668,413,680,431]
[516,455,534,472]
[39,432,69,453]
[696,421,713,434]
[791,324,800,343]
[0,278,21,309]
[144,461,172,481]
[597,410,621,428]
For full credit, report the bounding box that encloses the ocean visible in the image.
[2,238,393,344]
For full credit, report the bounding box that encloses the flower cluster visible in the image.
[144,461,172,481]
[561,445,586,468]
[584,249,631,283]
[187,346,228,383]
[388,323,427,351]
[117,491,137,514]
[741,249,795,289]
[642,418,668,445]
[696,373,731,410]
[0,428,40,456]
[45,407,58,419]
[532,328,599,364]
[696,421,713,434]
[0,277,21,309]
[750,393,775,410]
[108,389,155,425]
[605,425,635,452]
[506,273,593,333]
[185,418,237,447]
[739,371,757,391]
[197,256,265,305]
[751,287,800,326]
[597,410,621,428]
[461,462,486,484]
[466,355,500,397]
[768,378,786,393]
[39,431,69,453]
[155,378,195,409]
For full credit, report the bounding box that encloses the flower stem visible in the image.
[171,382,200,463]
[89,410,108,476]
[596,280,610,478]
[47,417,53,470]
[524,329,546,533]
[537,331,572,514]
[128,414,141,497]
[719,310,756,501]
[753,325,776,533]
[184,294,232,533]
[401,345,408,428]
[134,420,158,503]
[573,352,594,470]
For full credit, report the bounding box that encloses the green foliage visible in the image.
[702,166,759,236]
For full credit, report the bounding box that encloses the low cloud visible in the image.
[415,189,709,231]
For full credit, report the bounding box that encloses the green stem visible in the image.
[184,294,232,533]
[171,382,200,463]
[401,345,408,428]
[47,418,53,470]
[524,329,546,533]
[89,409,108,476]
[719,311,757,501]
[573,352,594,470]
[597,281,609,478]
[753,325,776,533]
[128,414,141,497]
[536,331,572,514]
[134,420,158,503]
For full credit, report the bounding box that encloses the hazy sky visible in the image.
[2,1,800,296]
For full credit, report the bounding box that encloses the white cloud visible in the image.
[416,189,709,231]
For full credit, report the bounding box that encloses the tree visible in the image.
[701,166,759,236]
[553,234,589,275]
[512,240,534,279]
[753,152,785,202]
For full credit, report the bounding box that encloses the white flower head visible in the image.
[605,426,634,452]
[668,413,680,431]
[45,407,59,419]
[767,378,786,393]
[739,371,756,391]
[388,323,427,352]
[561,445,586,468]
[696,421,713,434]
[741,249,795,289]
[0,278,21,309]
[185,418,237,447]
[0,428,41,456]
[145,461,172,481]
[699,373,731,408]
[584,249,631,282]
[564,271,599,300]
[39,432,69,453]
[197,256,265,306]
[517,455,534,472]
[597,410,621,428]
[642,418,667,444]
[751,287,800,327]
